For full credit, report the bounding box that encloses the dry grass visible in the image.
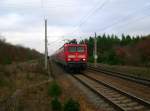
[16,82,52,111]
[0,60,49,101]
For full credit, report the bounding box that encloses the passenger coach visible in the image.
[53,43,87,71]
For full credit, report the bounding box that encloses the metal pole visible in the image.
[45,19,48,70]
[94,32,97,67]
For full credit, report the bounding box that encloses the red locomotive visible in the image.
[53,43,88,71]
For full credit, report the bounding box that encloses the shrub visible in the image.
[26,73,33,80]
[48,81,62,97]
[0,79,5,87]
[4,57,12,64]
[63,98,80,111]
[51,97,62,111]
[17,102,25,111]
[0,66,10,77]
[0,77,8,87]
[88,56,94,63]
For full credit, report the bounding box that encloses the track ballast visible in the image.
[72,73,150,111]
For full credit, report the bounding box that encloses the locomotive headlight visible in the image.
[82,58,86,61]
[67,58,71,61]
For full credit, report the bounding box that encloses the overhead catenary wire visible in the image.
[69,2,150,37]
[61,0,110,43]
[109,13,150,35]
[4,0,149,51]
[48,39,64,46]
[96,5,150,33]
[66,0,110,37]
[2,0,108,39]
[1,0,77,7]
[78,0,110,28]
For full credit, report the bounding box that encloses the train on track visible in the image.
[52,43,88,71]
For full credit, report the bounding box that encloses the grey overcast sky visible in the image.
[0,0,150,54]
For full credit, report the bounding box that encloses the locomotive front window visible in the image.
[77,46,84,52]
[68,46,76,52]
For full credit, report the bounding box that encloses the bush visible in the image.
[0,77,8,87]
[26,73,33,80]
[88,56,94,63]
[63,98,80,111]
[0,79,5,87]
[48,81,62,97]
[0,66,10,77]
[51,97,62,111]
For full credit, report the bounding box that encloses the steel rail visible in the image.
[72,73,150,111]
[72,74,123,111]
[87,65,150,87]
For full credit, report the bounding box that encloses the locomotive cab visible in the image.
[64,44,87,70]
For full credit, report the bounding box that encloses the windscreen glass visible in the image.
[77,46,84,52]
[68,46,76,52]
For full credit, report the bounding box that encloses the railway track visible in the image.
[87,65,150,87]
[72,73,150,111]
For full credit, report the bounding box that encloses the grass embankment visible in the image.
[98,64,150,80]
[0,59,49,101]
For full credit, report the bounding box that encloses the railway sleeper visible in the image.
[75,75,150,111]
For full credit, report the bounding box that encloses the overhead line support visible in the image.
[45,19,48,70]
[94,32,97,67]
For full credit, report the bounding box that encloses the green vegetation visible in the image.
[0,66,10,87]
[48,81,62,97]
[80,34,150,66]
[48,81,62,111]
[63,98,80,111]
[48,81,80,111]
[26,73,33,80]
[0,77,8,87]
[51,97,62,111]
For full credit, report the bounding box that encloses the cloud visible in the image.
[0,13,21,30]
[2,25,77,53]
[0,0,150,54]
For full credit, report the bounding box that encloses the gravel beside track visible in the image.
[85,70,150,102]
[67,74,115,111]
[72,74,150,111]
[51,62,104,111]
[87,65,150,86]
